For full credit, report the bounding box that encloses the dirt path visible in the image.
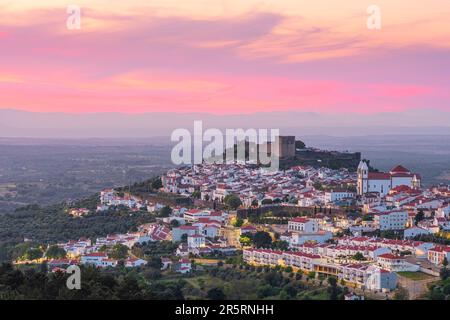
[398,275,439,299]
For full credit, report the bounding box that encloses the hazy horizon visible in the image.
[1,108,450,139]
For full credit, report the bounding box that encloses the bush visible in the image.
[207,287,226,300]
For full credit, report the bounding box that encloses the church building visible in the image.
[357,161,421,196]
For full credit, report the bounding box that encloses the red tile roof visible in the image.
[291,217,310,223]
[368,172,391,180]
[378,253,405,260]
[83,252,107,257]
[390,165,410,174]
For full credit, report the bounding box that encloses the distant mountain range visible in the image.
[1,108,449,138]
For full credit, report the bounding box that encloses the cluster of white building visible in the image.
[337,236,450,267]
[162,164,356,207]
[98,189,147,212]
[170,209,228,241]
[362,183,450,235]
[243,248,397,292]
[241,211,450,293]
[79,252,147,268]
[47,222,173,272]
[280,217,333,246]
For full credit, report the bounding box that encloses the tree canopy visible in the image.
[224,194,242,210]
[45,245,66,259]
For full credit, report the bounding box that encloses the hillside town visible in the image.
[16,160,450,299]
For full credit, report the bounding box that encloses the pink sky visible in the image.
[0,1,449,115]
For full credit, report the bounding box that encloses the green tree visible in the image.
[224,194,242,210]
[110,244,129,260]
[22,248,43,261]
[327,276,337,287]
[442,283,450,295]
[264,271,283,286]
[45,245,66,259]
[272,240,289,251]
[252,231,272,248]
[239,235,252,246]
[352,252,366,261]
[148,256,162,269]
[151,177,163,190]
[191,191,201,199]
[327,276,339,300]
[159,205,172,217]
[232,218,244,228]
[295,140,306,149]
[393,286,409,300]
[414,209,425,225]
[284,284,298,297]
[428,288,445,300]
[440,266,450,280]
[170,219,180,228]
[257,285,276,298]
[313,182,323,191]
[207,287,226,300]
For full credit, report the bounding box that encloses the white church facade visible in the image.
[357,161,421,196]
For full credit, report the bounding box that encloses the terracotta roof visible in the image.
[291,217,310,223]
[430,246,450,253]
[378,253,405,260]
[83,252,107,257]
[390,165,411,174]
[368,172,391,180]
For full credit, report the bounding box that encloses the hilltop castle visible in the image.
[357,161,421,196]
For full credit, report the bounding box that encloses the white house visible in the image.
[404,226,431,239]
[364,265,398,292]
[172,226,198,242]
[184,209,210,222]
[175,259,192,274]
[80,252,108,265]
[124,257,147,268]
[436,205,450,219]
[187,234,206,248]
[345,293,364,300]
[376,253,419,272]
[428,246,450,266]
[288,217,318,233]
[161,257,172,270]
[81,252,118,268]
[324,189,355,204]
[374,210,408,230]
[289,231,333,246]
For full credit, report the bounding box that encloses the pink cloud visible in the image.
[0,7,448,116]
[0,65,438,115]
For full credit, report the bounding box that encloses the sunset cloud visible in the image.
[0,1,449,115]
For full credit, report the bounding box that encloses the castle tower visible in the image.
[357,161,369,195]
[274,136,295,159]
